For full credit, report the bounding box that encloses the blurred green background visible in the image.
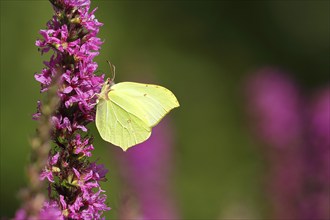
[1,0,329,219]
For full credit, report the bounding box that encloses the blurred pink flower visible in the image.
[245,68,329,219]
[245,68,303,148]
[115,118,179,219]
[300,87,330,219]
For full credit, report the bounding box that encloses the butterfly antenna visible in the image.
[106,60,116,82]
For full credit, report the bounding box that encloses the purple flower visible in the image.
[52,115,87,132]
[245,68,330,219]
[115,118,178,219]
[50,152,60,165]
[40,152,60,182]
[14,209,27,220]
[63,0,91,8]
[72,134,94,157]
[32,100,42,120]
[31,0,110,218]
[39,201,64,220]
[309,88,330,146]
[245,68,303,148]
[14,201,64,220]
[88,162,108,181]
[300,87,330,219]
[244,68,305,218]
[35,68,52,91]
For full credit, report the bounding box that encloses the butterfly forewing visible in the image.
[110,82,180,127]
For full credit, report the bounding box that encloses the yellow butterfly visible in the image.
[95,63,179,151]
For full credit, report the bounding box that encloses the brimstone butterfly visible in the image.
[95,64,179,151]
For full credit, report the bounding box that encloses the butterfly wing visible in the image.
[96,98,151,151]
[109,82,180,127]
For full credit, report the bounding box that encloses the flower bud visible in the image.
[52,166,60,173]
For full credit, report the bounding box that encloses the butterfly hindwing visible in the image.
[96,98,151,151]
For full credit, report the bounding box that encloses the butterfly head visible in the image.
[105,78,115,87]
[98,78,114,101]
[97,61,116,101]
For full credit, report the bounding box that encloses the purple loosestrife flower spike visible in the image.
[300,87,330,219]
[245,68,330,219]
[15,0,110,219]
[245,68,305,219]
[245,68,303,148]
[115,118,179,219]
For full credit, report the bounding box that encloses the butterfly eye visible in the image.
[104,78,112,86]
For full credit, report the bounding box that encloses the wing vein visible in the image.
[111,101,150,132]
[110,101,127,130]
[110,97,144,121]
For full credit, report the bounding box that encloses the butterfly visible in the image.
[95,63,179,151]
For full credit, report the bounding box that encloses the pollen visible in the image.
[62,42,68,49]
